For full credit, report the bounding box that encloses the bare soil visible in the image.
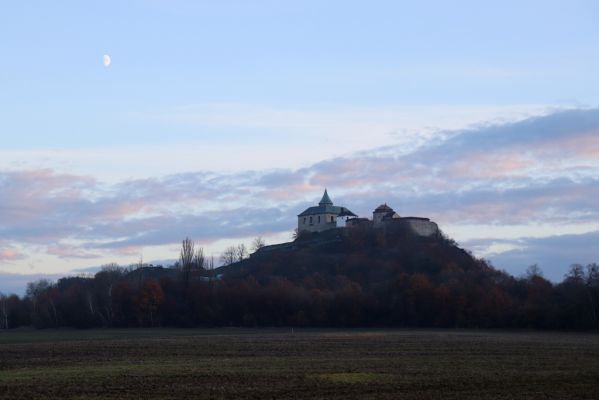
[0,328,597,399]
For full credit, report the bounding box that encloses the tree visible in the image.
[27,282,59,328]
[26,279,53,314]
[565,263,599,326]
[221,246,237,266]
[193,247,205,270]
[586,263,599,287]
[111,281,134,326]
[565,264,585,284]
[94,263,126,326]
[135,256,145,289]
[525,264,544,280]
[207,255,215,284]
[251,236,266,252]
[0,293,8,329]
[236,244,248,262]
[180,237,195,287]
[586,263,599,326]
[135,279,164,326]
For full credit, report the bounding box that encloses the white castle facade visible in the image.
[297,190,439,237]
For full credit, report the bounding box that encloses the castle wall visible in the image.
[404,218,439,237]
[373,211,399,227]
[372,212,386,227]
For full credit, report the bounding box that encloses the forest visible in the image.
[1,225,597,330]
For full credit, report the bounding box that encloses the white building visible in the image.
[297,190,357,233]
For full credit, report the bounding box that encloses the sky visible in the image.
[1,1,599,294]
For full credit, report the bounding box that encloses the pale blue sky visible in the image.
[1,1,599,293]
[1,1,598,149]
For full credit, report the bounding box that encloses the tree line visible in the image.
[0,232,597,330]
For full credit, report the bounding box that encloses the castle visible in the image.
[297,189,357,233]
[298,189,439,237]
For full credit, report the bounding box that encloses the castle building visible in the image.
[368,203,438,236]
[346,201,440,237]
[372,203,400,227]
[296,189,439,237]
[297,189,357,233]
[255,190,440,257]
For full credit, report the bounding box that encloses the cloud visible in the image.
[0,103,545,181]
[485,230,599,282]
[0,108,598,274]
[0,272,64,296]
[0,248,25,262]
[46,244,102,260]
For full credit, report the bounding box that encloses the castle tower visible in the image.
[373,203,399,227]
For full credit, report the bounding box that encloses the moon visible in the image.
[103,54,111,67]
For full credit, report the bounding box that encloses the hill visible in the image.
[2,225,598,330]
[220,224,488,287]
[212,224,597,329]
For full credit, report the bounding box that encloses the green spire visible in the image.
[319,189,333,206]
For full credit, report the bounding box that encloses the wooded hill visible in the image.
[1,224,598,330]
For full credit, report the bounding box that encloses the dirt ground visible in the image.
[0,328,598,399]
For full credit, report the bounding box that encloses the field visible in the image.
[0,329,598,399]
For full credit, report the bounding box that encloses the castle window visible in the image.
[318,216,321,223]
[303,217,306,224]
[330,216,334,222]
[309,216,313,224]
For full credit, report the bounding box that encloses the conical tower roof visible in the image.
[318,189,333,206]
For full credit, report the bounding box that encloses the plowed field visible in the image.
[1,329,597,399]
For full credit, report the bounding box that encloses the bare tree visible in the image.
[136,256,145,289]
[236,244,248,262]
[565,264,585,284]
[525,264,543,280]
[207,255,215,288]
[251,236,266,252]
[0,293,8,329]
[180,237,195,268]
[193,247,205,270]
[180,237,195,287]
[587,263,599,326]
[220,246,237,266]
[292,228,307,241]
[567,263,599,325]
[94,263,125,326]
[587,263,599,287]
[26,280,58,326]
[26,279,53,313]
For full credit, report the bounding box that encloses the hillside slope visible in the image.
[220,224,494,288]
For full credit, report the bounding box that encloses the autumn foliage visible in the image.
[2,226,598,330]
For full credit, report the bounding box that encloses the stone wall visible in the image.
[402,218,439,237]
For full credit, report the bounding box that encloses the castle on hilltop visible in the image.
[297,189,357,233]
[298,189,439,237]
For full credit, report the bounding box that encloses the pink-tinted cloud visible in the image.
[0,248,24,262]
[46,245,101,260]
[447,152,535,179]
[1,108,598,262]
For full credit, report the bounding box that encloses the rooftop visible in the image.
[319,189,333,206]
[298,190,357,217]
[374,204,394,213]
